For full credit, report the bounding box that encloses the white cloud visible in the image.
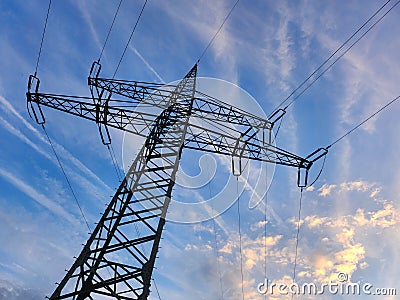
[0,167,77,224]
[340,180,373,192]
[0,96,112,196]
[130,45,165,84]
[300,186,400,282]
[305,185,315,192]
[159,0,239,81]
[74,0,103,54]
[369,187,380,198]
[318,183,337,197]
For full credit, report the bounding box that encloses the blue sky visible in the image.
[0,0,400,299]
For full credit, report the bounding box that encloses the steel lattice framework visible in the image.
[26,63,326,299]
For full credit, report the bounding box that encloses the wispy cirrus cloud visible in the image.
[0,96,112,197]
[0,167,77,224]
[74,0,103,53]
[158,0,240,81]
[130,45,165,84]
[0,114,109,215]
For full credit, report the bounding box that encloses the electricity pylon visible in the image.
[26,63,326,299]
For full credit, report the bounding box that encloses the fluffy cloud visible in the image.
[318,183,336,197]
[301,181,400,283]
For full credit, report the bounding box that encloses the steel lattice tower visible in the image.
[27,63,325,299]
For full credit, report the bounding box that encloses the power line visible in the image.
[106,144,122,181]
[41,124,92,233]
[284,0,400,111]
[34,0,52,76]
[200,108,224,300]
[98,0,140,184]
[197,0,240,63]
[271,0,399,113]
[113,0,148,78]
[236,177,245,300]
[207,172,224,300]
[110,143,123,179]
[202,145,224,299]
[152,278,162,300]
[307,154,327,187]
[291,187,303,300]
[326,94,400,149]
[263,166,269,300]
[98,0,124,62]
[272,115,284,143]
[132,215,162,300]
[211,214,224,300]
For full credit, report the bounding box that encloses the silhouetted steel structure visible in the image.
[26,63,325,299]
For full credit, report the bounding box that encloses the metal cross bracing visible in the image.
[26,63,326,299]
